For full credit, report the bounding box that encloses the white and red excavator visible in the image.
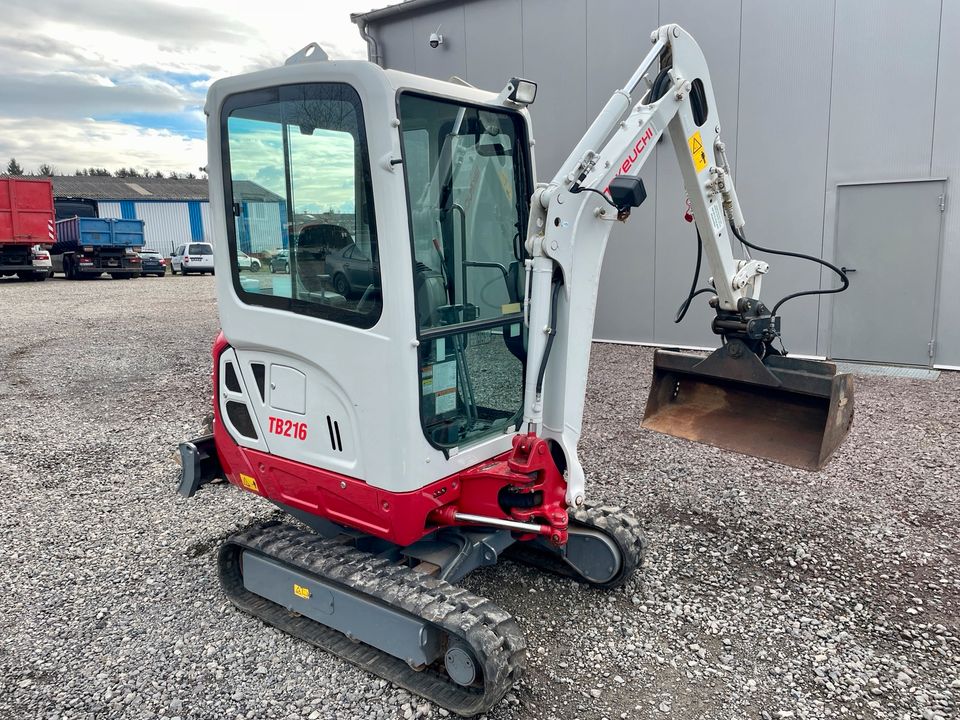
[179,25,853,716]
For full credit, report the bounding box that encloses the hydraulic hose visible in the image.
[535,280,563,396]
[675,227,712,323]
[728,223,849,317]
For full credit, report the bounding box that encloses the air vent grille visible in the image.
[251,363,266,401]
[226,401,258,439]
[224,362,241,393]
[326,415,343,452]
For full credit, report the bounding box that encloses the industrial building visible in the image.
[51,176,213,257]
[353,0,960,369]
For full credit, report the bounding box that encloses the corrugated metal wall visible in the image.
[132,202,194,256]
[93,200,212,255]
[237,202,284,254]
[97,201,121,219]
[365,0,960,367]
[201,203,214,247]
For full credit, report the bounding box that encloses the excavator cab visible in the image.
[643,340,854,470]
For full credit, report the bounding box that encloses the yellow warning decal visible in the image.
[293,583,311,599]
[501,302,521,314]
[688,131,709,173]
[239,473,259,492]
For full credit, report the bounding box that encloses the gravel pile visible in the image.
[1,274,957,720]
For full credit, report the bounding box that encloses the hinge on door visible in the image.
[928,340,936,358]
[938,194,946,212]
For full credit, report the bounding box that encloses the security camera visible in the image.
[429,27,443,48]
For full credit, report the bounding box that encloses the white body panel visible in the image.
[205,62,532,493]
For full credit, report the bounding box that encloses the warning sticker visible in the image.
[433,361,456,393]
[239,473,259,493]
[688,131,709,173]
[435,388,457,414]
[293,583,311,599]
[709,202,725,232]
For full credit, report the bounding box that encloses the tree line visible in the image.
[5,158,202,179]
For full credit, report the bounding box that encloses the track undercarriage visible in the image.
[191,456,645,716]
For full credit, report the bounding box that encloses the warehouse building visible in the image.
[353,0,960,369]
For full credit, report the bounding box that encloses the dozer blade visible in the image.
[642,340,853,470]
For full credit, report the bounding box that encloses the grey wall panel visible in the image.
[734,0,835,355]
[366,0,957,362]
[652,0,742,348]
[411,5,468,80]
[584,0,658,117]
[463,0,524,92]
[825,0,940,183]
[377,19,417,72]
[816,0,942,355]
[520,0,588,181]
[587,0,659,342]
[931,0,960,366]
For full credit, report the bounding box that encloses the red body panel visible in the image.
[0,178,56,246]
[211,333,570,547]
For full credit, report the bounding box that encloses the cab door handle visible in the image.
[841,267,857,273]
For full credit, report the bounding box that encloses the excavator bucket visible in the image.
[642,340,854,470]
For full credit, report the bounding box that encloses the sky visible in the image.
[0,0,378,176]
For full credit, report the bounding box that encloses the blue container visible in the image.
[53,217,145,250]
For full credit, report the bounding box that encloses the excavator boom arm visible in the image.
[522,25,849,503]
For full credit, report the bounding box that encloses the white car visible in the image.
[29,245,52,281]
[171,243,215,275]
[237,251,261,273]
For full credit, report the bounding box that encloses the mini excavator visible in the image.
[179,25,853,716]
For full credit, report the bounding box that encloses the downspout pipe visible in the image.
[352,17,383,66]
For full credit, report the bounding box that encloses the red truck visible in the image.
[0,177,55,281]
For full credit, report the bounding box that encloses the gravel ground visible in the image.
[1,274,957,720]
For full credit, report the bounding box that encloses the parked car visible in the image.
[138,248,167,277]
[270,249,289,273]
[237,250,261,273]
[29,245,52,281]
[324,242,379,297]
[170,243,214,275]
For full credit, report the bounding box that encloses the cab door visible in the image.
[211,79,404,483]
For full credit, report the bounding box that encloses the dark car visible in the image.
[138,248,167,277]
[324,242,379,297]
[270,249,289,273]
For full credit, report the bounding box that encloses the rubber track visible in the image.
[218,520,526,717]
[506,503,647,589]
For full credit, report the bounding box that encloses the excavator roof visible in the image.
[204,48,523,118]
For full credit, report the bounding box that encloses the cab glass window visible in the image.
[222,83,382,328]
[398,92,531,450]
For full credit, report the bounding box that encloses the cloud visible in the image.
[3,0,250,45]
[0,1,369,173]
[0,74,188,119]
[0,117,206,174]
